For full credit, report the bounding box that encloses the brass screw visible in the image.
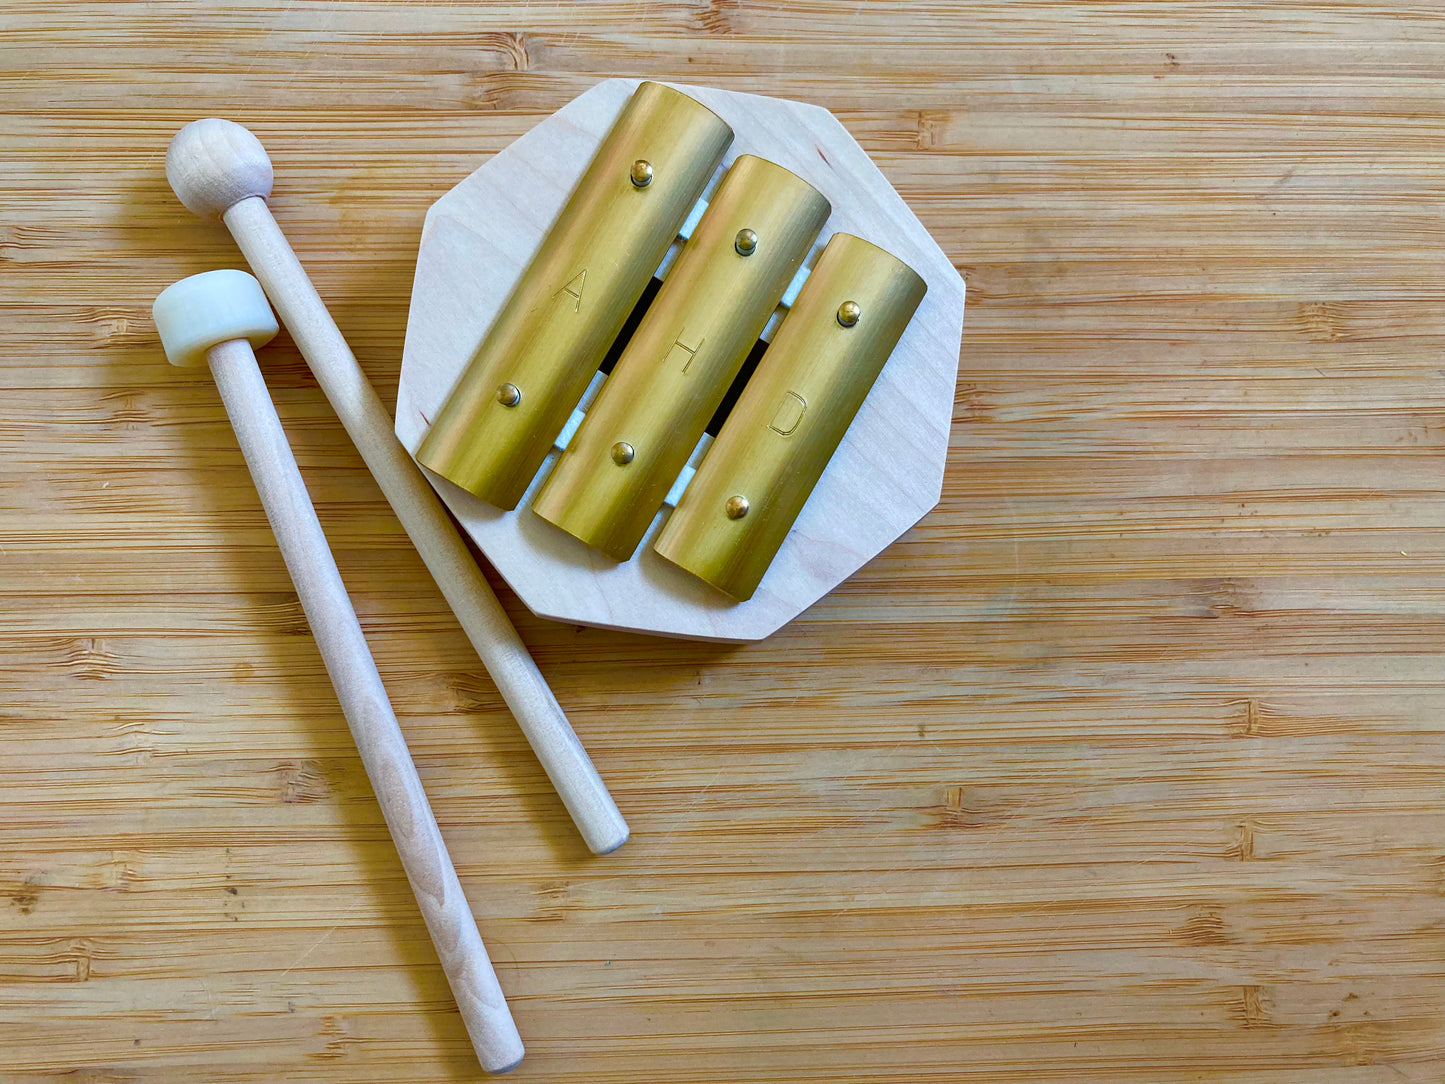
[611,441,635,466]
[495,382,522,407]
[734,228,758,256]
[837,300,861,327]
[724,494,749,519]
[630,159,653,187]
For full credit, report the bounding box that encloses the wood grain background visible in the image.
[4,2,1445,1081]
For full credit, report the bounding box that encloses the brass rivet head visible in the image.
[734,228,758,256]
[630,159,653,187]
[724,494,750,520]
[837,300,861,327]
[495,382,522,407]
[610,441,635,466]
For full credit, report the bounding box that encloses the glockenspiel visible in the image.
[397,79,966,641]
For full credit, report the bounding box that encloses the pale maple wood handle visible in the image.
[165,118,628,856]
[205,335,525,1074]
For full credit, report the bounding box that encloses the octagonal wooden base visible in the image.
[396,78,965,642]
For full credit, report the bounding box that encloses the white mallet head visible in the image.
[166,118,274,218]
[152,269,279,367]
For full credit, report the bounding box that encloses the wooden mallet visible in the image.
[164,119,628,856]
[151,269,525,1074]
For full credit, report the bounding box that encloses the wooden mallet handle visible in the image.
[165,119,628,856]
[151,270,525,1074]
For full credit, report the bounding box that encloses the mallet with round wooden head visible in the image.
[164,119,627,857]
[151,269,525,1075]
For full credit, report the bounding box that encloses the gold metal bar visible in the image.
[415,82,733,509]
[532,155,831,561]
[653,233,927,600]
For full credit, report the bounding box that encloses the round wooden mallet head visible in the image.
[166,117,274,218]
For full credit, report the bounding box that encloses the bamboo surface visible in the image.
[4,3,1445,1081]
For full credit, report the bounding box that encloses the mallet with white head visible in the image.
[151,269,525,1074]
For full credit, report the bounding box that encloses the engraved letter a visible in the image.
[555,269,587,312]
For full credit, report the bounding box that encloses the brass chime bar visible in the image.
[531,155,831,561]
[654,232,927,600]
[416,82,734,509]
